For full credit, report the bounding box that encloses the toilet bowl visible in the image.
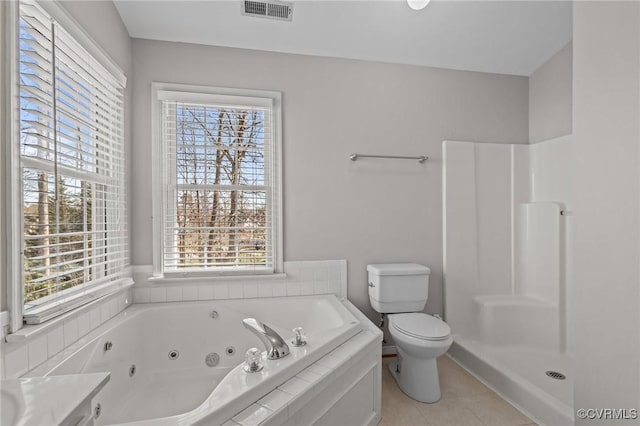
[367,263,453,403]
[388,313,453,403]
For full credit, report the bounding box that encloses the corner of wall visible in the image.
[528,41,573,143]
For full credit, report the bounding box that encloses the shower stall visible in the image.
[443,136,573,426]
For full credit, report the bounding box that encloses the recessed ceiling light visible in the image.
[407,0,431,11]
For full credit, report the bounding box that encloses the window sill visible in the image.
[5,277,134,343]
[146,273,287,285]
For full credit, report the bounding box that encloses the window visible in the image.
[155,86,282,276]
[13,1,128,324]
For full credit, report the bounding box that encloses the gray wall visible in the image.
[130,39,529,323]
[573,1,640,418]
[529,42,572,143]
[59,1,132,76]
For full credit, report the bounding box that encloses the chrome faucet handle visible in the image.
[244,347,264,373]
[291,327,307,346]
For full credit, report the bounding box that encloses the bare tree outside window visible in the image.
[165,102,269,270]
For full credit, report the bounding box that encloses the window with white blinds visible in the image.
[18,1,128,318]
[158,89,281,275]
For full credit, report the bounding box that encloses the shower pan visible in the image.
[443,136,573,426]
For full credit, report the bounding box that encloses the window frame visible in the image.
[3,0,129,332]
[151,83,283,278]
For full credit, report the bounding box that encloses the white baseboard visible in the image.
[382,345,396,356]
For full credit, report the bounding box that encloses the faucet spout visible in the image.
[242,318,290,360]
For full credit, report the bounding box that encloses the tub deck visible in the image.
[24,295,382,426]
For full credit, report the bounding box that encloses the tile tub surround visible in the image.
[379,356,536,426]
[131,260,348,303]
[1,287,133,379]
[224,327,382,426]
[1,260,344,380]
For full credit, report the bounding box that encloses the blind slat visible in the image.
[23,156,124,184]
[54,66,123,117]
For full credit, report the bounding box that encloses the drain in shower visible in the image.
[545,370,566,380]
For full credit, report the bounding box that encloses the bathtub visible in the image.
[25,294,382,426]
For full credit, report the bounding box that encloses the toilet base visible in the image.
[389,353,442,403]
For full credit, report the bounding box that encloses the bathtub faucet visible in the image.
[242,318,290,360]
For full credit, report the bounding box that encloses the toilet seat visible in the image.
[390,313,451,341]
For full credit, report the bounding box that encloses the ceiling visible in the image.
[113,0,572,76]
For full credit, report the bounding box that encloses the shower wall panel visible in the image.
[444,136,571,352]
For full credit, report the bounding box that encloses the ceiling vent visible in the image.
[242,0,293,22]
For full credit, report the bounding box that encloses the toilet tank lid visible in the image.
[367,263,430,276]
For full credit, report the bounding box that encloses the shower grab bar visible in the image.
[349,153,428,163]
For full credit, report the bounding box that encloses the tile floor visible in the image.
[379,356,536,426]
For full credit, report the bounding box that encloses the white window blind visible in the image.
[160,92,281,275]
[18,1,128,321]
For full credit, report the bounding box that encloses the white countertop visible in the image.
[1,373,110,426]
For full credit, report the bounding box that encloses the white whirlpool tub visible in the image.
[25,294,382,426]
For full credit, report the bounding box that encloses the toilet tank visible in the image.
[367,263,431,313]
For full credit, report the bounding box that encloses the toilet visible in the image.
[367,263,452,403]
